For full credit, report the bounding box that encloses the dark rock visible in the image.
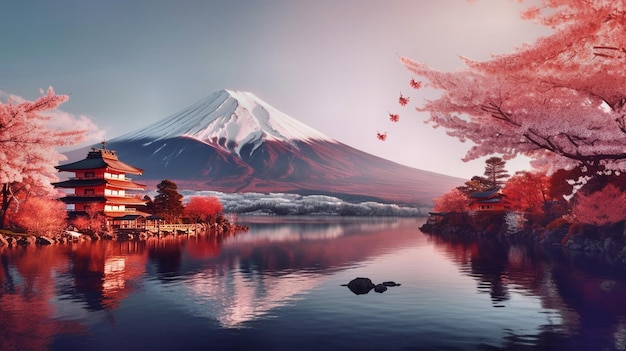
[566,234,584,250]
[382,281,401,287]
[540,229,566,246]
[374,284,387,293]
[342,277,376,295]
[36,236,54,245]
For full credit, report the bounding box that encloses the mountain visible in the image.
[66,89,463,204]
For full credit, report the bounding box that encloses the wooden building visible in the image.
[468,187,508,212]
[53,145,149,229]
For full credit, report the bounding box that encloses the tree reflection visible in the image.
[0,247,85,351]
[428,233,626,350]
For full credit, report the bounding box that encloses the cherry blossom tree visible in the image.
[11,197,67,236]
[185,196,223,223]
[503,171,549,214]
[433,188,467,213]
[399,0,626,174]
[572,184,626,226]
[0,88,86,228]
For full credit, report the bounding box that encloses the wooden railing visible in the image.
[144,223,203,233]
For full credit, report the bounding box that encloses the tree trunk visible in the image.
[0,184,10,229]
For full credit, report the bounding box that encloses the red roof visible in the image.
[52,178,146,190]
[56,148,143,175]
[59,195,147,206]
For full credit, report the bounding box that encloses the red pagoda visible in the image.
[53,143,148,225]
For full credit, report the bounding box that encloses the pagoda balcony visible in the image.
[65,194,139,199]
[69,176,133,181]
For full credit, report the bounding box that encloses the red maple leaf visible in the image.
[398,93,409,106]
[410,79,422,89]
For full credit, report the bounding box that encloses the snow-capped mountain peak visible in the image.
[121,89,335,157]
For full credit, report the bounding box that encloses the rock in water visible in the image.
[342,277,376,295]
[382,281,401,287]
[374,284,388,293]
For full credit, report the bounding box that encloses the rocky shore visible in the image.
[421,211,626,269]
[0,221,249,248]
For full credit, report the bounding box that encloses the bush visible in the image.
[545,217,570,231]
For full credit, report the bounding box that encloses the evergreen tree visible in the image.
[482,157,509,189]
[456,176,491,196]
[153,180,184,223]
[141,195,155,215]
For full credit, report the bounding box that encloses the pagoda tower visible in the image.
[53,143,148,220]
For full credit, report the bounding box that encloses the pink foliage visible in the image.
[433,188,467,213]
[11,197,67,235]
[185,196,223,222]
[0,88,86,228]
[0,88,85,191]
[503,171,549,214]
[399,1,626,173]
[573,184,626,226]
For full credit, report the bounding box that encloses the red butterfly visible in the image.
[377,132,387,141]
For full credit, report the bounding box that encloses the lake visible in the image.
[1,216,625,351]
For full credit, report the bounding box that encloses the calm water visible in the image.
[1,216,626,351]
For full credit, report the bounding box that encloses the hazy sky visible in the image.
[1,0,550,179]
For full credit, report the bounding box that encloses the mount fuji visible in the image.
[67,89,462,204]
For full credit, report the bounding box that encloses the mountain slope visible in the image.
[70,90,463,204]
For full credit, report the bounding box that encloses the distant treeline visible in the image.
[179,191,429,217]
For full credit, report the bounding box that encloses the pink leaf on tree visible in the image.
[0,87,87,228]
[573,184,626,226]
[398,0,626,174]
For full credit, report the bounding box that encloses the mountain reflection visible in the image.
[148,217,424,327]
[0,217,423,339]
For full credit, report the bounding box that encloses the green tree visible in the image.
[153,180,184,223]
[482,157,510,189]
[456,176,491,196]
[456,157,509,196]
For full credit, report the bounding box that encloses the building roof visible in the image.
[56,148,144,175]
[107,210,151,218]
[59,195,147,206]
[52,178,146,190]
[112,214,146,221]
[469,187,501,199]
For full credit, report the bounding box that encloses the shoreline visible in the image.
[420,211,626,272]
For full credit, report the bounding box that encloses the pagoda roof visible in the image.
[107,210,151,218]
[52,178,146,190]
[56,148,143,175]
[59,196,147,205]
[469,187,501,199]
[113,214,146,221]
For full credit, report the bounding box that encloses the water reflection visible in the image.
[2,217,626,350]
[146,217,423,328]
[427,233,626,350]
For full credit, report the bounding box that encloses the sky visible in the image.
[0,0,551,179]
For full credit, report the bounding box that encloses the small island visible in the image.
[421,157,626,269]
